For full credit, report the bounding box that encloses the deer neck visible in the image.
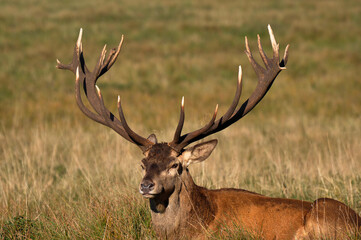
[149,168,215,238]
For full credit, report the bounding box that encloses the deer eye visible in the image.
[171,163,179,169]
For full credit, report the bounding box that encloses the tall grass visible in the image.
[1,0,360,238]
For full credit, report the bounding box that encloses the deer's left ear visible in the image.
[180,139,218,167]
[147,134,158,144]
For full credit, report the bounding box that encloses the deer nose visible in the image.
[140,180,155,193]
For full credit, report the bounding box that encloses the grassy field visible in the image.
[1,0,361,238]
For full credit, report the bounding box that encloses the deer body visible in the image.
[143,143,360,239]
[57,26,360,239]
[150,169,310,239]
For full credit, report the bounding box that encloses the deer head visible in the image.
[56,25,289,202]
[139,138,217,199]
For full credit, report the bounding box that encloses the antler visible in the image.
[169,25,289,152]
[56,29,153,152]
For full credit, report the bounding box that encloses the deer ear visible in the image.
[180,139,218,166]
[147,134,157,144]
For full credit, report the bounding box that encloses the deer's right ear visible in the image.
[180,139,218,167]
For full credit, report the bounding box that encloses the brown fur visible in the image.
[140,143,361,240]
[58,26,361,240]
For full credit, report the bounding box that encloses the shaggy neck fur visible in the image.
[149,168,216,239]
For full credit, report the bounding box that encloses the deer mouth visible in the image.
[139,188,164,199]
[141,193,157,199]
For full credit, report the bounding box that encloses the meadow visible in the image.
[0,0,361,238]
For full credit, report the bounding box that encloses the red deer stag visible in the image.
[57,26,360,239]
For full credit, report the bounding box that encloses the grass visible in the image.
[1,0,361,238]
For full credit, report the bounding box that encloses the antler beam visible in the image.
[169,25,289,152]
[57,29,153,152]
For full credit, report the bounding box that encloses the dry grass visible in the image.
[1,0,361,238]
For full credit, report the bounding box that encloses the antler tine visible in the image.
[171,25,288,151]
[94,85,132,138]
[268,24,279,61]
[74,67,106,124]
[280,44,290,69]
[174,104,218,151]
[95,36,124,79]
[257,34,270,68]
[56,28,86,73]
[95,86,150,150]
[106,36,124,72]
[117,96,153,151]
[172,96,185,144]
[76,28,83,56]
[170,65,242,150]
[94,82,152,150]
[219,65,243,124]
[172,66,241,150]
[245,36,265,77]
[94,44,108,78]
[56,59,67,70]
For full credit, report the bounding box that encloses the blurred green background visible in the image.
[0,0,360,238]
[1,0,360,127]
